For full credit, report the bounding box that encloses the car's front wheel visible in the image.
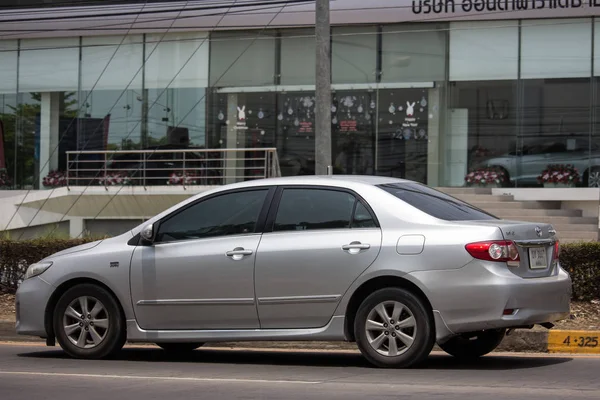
[438,329,506,359]
[156,343,204,353]
[354,287,435,368]
[53,284,126,359]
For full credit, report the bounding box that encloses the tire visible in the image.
[156,343,204,353]
[354,287,435,368]
[438,329,506,360]
[53,284,126,359]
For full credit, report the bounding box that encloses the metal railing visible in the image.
[65,148,282,188]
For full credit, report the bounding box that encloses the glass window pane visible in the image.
[210,31,276,87]
[80,35,143,155]
[280,29,315,85]
[0,94,17,188]
[332,90,376,175]
[378,182,498,221]
[449,21,518,81]
[519,78,591,187]
[81,35,143,91]
[595,20,600,76]
[352,201,377,228]
[0,40,18,94]
[156,189,268,242]
[20,38,79,92]
[332,26,377,84]
[145,32,209,89]
[145,33,209,150]
[521,19,591,79]
[447,80,517,188]
[381,24,446,83]
[273,189,355,232]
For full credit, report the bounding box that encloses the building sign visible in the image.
[5,0,600,38]
[411,0,597,14]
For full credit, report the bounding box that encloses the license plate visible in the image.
[528,247,548,269]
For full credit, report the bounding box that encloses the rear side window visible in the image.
[378,182,498,221]
[273,188,378,232]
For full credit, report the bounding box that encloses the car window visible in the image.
[273,189,357,232]
[378,182,498,221]
[352,201,377,228]
[155,189,268,243]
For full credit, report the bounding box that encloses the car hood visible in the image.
[42,239,104,261]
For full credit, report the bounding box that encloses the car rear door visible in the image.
[254,186,383,329]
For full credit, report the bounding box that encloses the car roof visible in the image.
[219,175,412,189]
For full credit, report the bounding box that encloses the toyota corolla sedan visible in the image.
[15,176,571,368]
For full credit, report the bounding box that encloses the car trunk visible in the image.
[465,220,559,278]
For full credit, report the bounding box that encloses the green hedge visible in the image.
[1,239,599,300]
[558,242,600,301]
[0,238,96,293]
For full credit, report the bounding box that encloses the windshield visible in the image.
[377,182,499,221]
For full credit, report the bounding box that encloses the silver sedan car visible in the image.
[15,176,571,368]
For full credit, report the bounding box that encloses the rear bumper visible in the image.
[409,261,571,340]
[15,276,54,337]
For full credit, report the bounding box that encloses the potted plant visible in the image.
[464,167,507,188]
[42,170,67,188]
[97,171,132,187]
[167,171,198,186]
[537,164,580,188]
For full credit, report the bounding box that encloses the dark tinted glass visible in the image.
[156,190,268,242]
[274,189,356,232]
[352,201,377,228]
[378,182,498,221]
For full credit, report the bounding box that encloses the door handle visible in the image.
[342,242,370,254]
[226,247,253,260]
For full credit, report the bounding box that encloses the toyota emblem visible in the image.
[535,226,542,237]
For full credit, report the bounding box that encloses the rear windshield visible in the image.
[377,182,499,221]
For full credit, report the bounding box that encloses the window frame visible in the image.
[150,186,277,245]
[263,185,380,234]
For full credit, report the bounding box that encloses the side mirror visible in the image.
[140,224,155,244]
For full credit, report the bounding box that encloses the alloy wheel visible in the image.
[588,170,600,188]
[62,296,109,349]
[365,300,417,357]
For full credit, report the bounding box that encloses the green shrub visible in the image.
[560,242,600,301]
[1,239,599,301]
[0,238,97,293]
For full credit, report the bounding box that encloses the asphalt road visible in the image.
[0,343,599,400]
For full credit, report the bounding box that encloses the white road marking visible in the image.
[0,370,320,385]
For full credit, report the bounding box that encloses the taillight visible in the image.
[465,241,520,263]
[554,240,560,260]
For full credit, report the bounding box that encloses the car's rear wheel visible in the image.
[53,284,125,359]
[438,329,506,359]
[156,343,204,353]
[354,288,435,368]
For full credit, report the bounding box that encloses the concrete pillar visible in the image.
[427,87,441,187]
[226,93,242,184]
[69,217,85,239]
[39,92,60,188]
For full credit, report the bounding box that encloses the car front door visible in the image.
[254,186,382,329]
[130,187,274,330]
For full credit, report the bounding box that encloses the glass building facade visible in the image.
[1,17,600,189]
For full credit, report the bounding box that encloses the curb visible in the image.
[0,320,553,353]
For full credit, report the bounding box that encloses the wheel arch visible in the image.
[44,278,126,342]
[343,275,434,343]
